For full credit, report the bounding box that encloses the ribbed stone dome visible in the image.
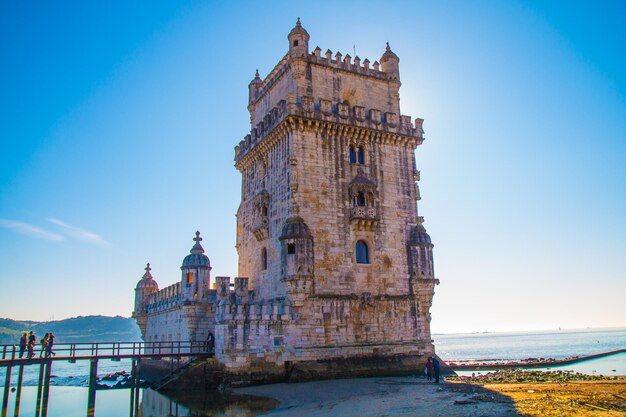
[381,42,399,62]
[410,224,432,245]
[279,216,311,240]
[288,18,310,40]
[136,263,159,291]
[181,231,211,269]
[182,253,210,268]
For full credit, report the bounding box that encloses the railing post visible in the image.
[1,364,12,417]
[35,363,45,417]
[133,358,140,416]
[129,359,136,416]
[13,365,24,417]
[86,358,98,417]
[40,360,52,417]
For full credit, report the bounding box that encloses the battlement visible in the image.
[145,282,182,313]
[252,47,394,109]
[309,46,387,79]
[235,95,424,164]
[213,276,294,323]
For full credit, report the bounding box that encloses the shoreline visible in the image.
[445,348,626,371]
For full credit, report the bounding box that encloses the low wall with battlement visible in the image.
[146,282,182,314]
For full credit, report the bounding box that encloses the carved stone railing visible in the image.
[350,207,377,220]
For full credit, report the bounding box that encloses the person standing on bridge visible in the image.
[40,333,49,357]
[27,331,36,359]
[46,333,56,357]
[19,332,27,358]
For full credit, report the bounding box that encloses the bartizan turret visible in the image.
[132,263,159,337]
[287,17,309,58]
[180,231,212,301]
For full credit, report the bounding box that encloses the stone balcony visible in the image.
[350,207,377,231]
[252,215,269,241]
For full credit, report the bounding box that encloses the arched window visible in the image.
[355,240,369,264]
[261,204,268,217]
[261,248,267,270]
[349,146,357,164]
[353,192,366,207]
[357,147,364,164]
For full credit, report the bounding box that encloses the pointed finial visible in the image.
[386,42,390,51]
[296,17,301,27]
[190,231,205,254]
[255,69,260,78]
[142,262,153,280]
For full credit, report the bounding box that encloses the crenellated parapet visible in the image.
[235,95,424,167]
[213,276,295,323]
[145,282,183,314]
[251,45,398,109]
[309,47,387,79]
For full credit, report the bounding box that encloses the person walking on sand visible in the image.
[19,332,28,358]
[432,356,441,384]
[40,333,49,357]
[46,333,56,357]
[425,357,434,381]
[27,331,36,359]
[206,332,215,354]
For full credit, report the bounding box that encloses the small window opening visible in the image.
[357,147,364,164]
[354,192,366,207]
[186,272,193,284]
[349,146,357,164]
[261,205,268,216]
[356,240,369,264]
[261,247,268,270]
[293,40,299,46]
[287,243,296,254]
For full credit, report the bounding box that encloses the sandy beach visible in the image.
[237,373,626,417]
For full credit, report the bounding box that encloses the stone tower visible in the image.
[231,19,439,378]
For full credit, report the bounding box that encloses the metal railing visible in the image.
[0,341,212,364]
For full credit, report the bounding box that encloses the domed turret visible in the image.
[182,231,211,268]
[408,218,435,279]
[288,17,309,57]
[380,42,400,80]
[248,69,262,105]
[410,222,432,246]
[134,263,159,314]
[180,231,212,301]
[280,216,314,279]
[279,216,311,240]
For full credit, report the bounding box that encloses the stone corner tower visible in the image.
[231,19,439,377]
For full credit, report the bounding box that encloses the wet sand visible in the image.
[236,375,626,416]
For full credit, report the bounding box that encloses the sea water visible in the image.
[434,327,626,376]
[433,327,626,362]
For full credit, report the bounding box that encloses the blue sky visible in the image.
[1,1,625,333]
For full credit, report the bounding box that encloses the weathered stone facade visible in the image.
[133,20,438,383]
